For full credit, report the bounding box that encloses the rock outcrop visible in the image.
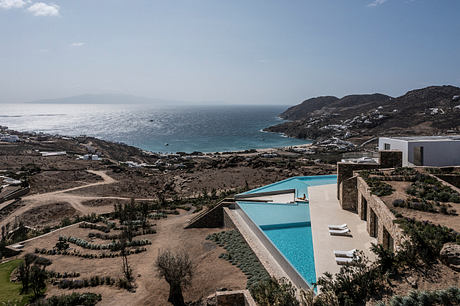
[440,242,460,271]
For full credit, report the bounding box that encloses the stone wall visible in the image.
[340,176,359,211]
[185,201,234,228]
[223,208,237,229]
[436,174,460,188]
[337,150,402,210]
[356,177,406,250]
[337,163,379,209]
[0,187,30,204]
[379,150,403,169]
[215,290,257,306]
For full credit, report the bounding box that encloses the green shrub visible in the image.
[207,230,270,288]
[32,292,102,305]
[365,177,394,196]
[317,251,383,306]
[250,277,299,306]
[376,287,460,306]
[394,217,460,263]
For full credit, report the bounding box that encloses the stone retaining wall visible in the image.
[185,201,234,228]
[0,187,30,204]
[337,150,402,211]
[215,290,257,306]
[223,208,237,229]
[436,174,460,189]
[356,177,406,250]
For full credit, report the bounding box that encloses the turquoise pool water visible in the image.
[241,175,337,199]
[237,175,337,287]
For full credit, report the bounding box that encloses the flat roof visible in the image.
[381,135,460,142]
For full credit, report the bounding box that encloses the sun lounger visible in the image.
[336,257,353,265]
[329,228,351,236]
[328,224,348,230]
[334,249,356,258]
[296,198,309,203]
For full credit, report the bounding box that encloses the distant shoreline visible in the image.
[0,104,308,154]
[2,126,312,156]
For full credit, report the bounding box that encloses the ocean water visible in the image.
[0,104,309,153]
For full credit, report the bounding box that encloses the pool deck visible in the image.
[309,184,377,280]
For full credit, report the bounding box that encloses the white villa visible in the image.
[378,136,460,167]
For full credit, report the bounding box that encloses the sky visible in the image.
[1,0,460,105]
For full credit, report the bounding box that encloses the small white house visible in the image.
[80,154,100,161]
[40,151,67,157]
[0,134,20,142]
[378,136,460,167]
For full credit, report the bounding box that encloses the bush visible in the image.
[32,292,102,305]
[59,235,151,251]
[390,167,418,178]
[365,177,394,196]
[376,287,460,306]
[250,277,299,306]
[47,271,80,279]
[394,217,460,263]
[207,230,270,288]
[55,241,69,251]
[317,251,383,306]
[57,276,116,289]
[79,222,111,233]
[406,175,460,203]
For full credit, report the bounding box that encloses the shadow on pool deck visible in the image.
[309,184,377,280]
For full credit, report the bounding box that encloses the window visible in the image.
[384,143,391,150]
[361,195,368,221]
[370,209,378,238]
[383,227,394,252]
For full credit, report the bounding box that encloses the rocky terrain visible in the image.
[266,85,460,147]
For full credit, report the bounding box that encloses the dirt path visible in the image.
[31,212,246,305]
[0,170,156,229]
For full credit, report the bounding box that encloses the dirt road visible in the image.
[0,170,156,229]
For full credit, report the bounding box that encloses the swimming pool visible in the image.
[236,175,337,287]
[240,175,337,199]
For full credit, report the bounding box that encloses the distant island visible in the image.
[25,93,186,105]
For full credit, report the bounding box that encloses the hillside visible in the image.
[266,85,460,144]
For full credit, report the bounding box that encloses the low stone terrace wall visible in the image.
[435,174,460,189]
[214,290,257,306]
[0,187,29,204]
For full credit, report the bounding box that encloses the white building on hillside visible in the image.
[0,134,20,142]
[378,136,460,167]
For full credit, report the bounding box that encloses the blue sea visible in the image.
[0,104,309,153]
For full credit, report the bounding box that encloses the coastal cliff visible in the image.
[266,85,460,144]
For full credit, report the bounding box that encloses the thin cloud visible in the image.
[27,2,59,16]
[0,0,27,9]
[70,42,85,47]
[367,0,387,7]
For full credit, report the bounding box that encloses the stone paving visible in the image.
[309,184,377,280]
